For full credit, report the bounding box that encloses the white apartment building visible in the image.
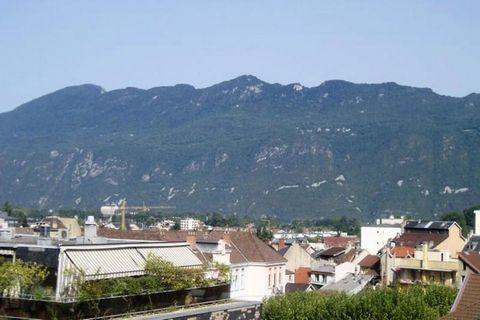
[180,218,201,231]
[361,224,402,255]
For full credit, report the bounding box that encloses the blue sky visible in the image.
[0,1,479,112]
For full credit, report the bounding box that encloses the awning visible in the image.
[66,248,145,278]
[64,244,203,280]
[137,246,203,268]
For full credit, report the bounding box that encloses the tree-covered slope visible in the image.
[1,75,480,220]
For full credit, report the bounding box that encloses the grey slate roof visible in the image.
[404,220,455,231]
[464,236,480,252]
[320,273,373,294]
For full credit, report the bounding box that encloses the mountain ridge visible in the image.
[1,75,480,220]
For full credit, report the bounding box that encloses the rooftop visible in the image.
[320,273,373,294]
[362,224,403,228]
[323,235,358,249]
[404,220,455,231]
[392,233,448,248]
[285,283,311,293]
[390,246,415,258]
[358,255,380,268]
[97,228,287,264]
[442,273,480,320]
[464,235,480,252]
[459,252,480,273]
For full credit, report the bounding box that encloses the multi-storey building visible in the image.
[381,220,465,287]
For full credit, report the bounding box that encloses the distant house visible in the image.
[381,220,465,287]
[309,262,357,289]
[34,216,82,238]
[457,251,480,286]
[98,228,287,301]
[180,218,201,231]
[277,241,314,284]
[360,223,402,255]
[323,235,358,249]
[358,254,381,279]
[0,211,19,227]
[441,273,480,320]
[312,247,356,265]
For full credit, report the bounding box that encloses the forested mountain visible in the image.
[1,75,480,220]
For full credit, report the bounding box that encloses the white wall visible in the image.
[361,226,401,255]
[230,263,286,301]
[334,262,356,282]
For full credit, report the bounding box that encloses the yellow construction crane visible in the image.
[101,200,175,231]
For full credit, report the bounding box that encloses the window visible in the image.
[232,269,239,291]
[278,272,282,285]
[240,268,245,290]
[463,262,467,271]
[274,273,277,286]
[268,274,271,287]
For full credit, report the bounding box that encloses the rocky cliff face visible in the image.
[1,75,480,220]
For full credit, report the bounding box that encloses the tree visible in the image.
[262,285,456,320]
[2,202,13,216]
[0,260,48,297]
[463,205,480,231]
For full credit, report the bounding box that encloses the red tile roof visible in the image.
[358,255,380,268]
[442,273,480,320]
[393,233,448,248]
[459,252,480,273]
[323,236,358,249]
[97,228,287,264]
[390,246,415,258]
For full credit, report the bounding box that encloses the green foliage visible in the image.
[283,216,361,235]
[5,78,480,220]
[212,262,230,283]
[2,202,13,215]
[0,260,49,297]
[262,285,457,320]
[463,205,480,231]
[75,254,211,300]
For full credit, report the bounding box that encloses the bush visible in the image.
[262,285,457,320]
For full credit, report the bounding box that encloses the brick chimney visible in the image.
[278,238,286,250]
[186,231,196,248]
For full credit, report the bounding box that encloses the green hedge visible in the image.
[262,285,456,320]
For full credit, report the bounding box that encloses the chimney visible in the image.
[475,210,480,235]
[84,216,97,239]
[278,238,286,250]
[422,242,428,269]
[186,231,196,248]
